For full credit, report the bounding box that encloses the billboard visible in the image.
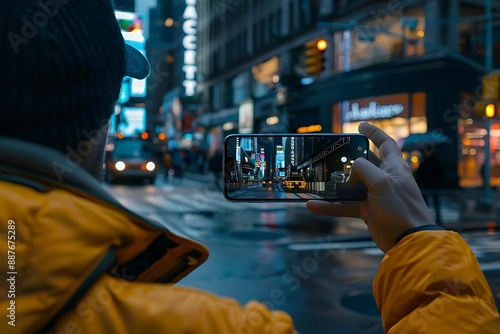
[115,10,147,99]
[117,107,146,137]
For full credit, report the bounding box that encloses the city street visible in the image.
[105,174,500,334]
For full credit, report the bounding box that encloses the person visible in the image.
[0,2,498,334]
[306,122,500,333]
[171,148,184,180]
[162,150,173,182]
[414,151,444,224]
[0,1,291,333]
[209,150,224,189]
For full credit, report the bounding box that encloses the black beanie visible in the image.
[0,0,130,153]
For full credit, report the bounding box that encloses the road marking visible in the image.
[296,193,323,199]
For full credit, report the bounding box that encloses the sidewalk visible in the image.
[423,187,500,231]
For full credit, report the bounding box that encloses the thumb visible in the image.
[347,157,387,195]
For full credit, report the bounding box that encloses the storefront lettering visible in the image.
[344,101,404,122]
[183,0,197,97]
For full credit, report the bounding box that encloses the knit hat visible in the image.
[0,0,150,153]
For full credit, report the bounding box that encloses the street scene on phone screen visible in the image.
[223,135,368,201]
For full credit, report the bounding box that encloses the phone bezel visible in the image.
[222,133,369,202]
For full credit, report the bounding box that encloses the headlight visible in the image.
[146,162,156,171]
[115,161,126,171]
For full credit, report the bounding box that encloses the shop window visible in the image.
[458,118,500,188]
[334,92,428,159]
[233,72,249,105]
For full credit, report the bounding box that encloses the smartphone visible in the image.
[222,133,369,202]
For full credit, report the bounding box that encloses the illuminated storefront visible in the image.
[333,92,427,149]
[458,118,500,187]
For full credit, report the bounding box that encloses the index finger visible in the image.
[358,122,401,159]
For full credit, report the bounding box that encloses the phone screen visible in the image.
[222,133,369,202]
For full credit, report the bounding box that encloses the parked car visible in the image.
[105,139,158,184]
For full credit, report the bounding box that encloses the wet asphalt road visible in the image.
[105,175,500,334]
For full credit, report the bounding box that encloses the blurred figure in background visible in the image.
[209,150,224,190]
[162,150,173,182]
[171,148,184,181]
[414,151,443,225]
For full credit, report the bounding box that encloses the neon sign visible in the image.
[183,0,197,96]
[344,101,404,122]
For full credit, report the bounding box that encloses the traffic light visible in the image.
[485,103,496,118]
[481,72,500,101]
[304,38,327,76]
[475,72,500,118]
[475,101,499,118]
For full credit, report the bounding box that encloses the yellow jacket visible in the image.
[374,230,500,333]
[0,138,294,333]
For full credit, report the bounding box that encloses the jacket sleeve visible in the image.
[50,274,296,334]
[373,230,500,334]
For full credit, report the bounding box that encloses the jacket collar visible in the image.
[0,136,120,206]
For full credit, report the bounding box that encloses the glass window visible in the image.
[458,118,500,188]
[233,72,249,105]
[288,1,295,33]
[253,23,260,50]
[276,8,283,37]
[332,5,425,72]
[299,0,310,26]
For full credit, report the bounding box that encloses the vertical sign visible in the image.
[183,0,197,96]
[236,137,241,163]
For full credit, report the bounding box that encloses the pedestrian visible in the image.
[209,150,224,189]
[162,150,173,182]
[171,148,184,180]
[414,151,444,225]
[307,122,500,333]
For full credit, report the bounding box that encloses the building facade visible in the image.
[194,0,500,188]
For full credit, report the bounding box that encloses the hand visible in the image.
[306,122,435,253]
